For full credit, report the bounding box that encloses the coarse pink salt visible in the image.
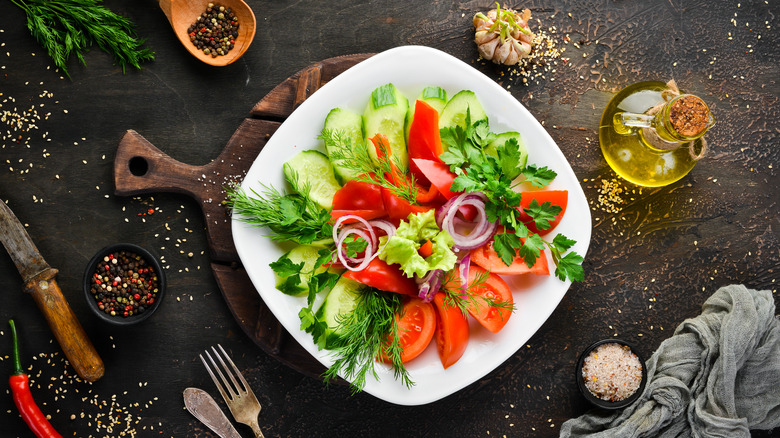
[582,342,642,402]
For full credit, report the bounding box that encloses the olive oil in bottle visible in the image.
[599,81,711,187]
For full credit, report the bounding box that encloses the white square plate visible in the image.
[232,46,591,405]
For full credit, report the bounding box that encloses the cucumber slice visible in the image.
[406,86,448,142]
[363,83,409,172]
[419,86,448,114]
[283,150,341,210]
[439,90,488,130]
[315,276,364,346]
[274,245,330,296]
[323,108,363,184]
[486,132,528,168]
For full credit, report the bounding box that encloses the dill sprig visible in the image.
[440,269,515,317]
[323,288,412,393]
[321,128,418,204]
[10,0,154,77]
[223,183,334,245]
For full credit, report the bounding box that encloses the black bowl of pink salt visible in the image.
[83,243,166,326]
[576,339,647,409]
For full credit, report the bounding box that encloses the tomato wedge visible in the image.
[331,209,385,222]
[342,258,417,295]
[517,190,568,236]
[463,266,513,333]
[333,180,385,212]
[381,187,431,224]
[408,100,444,182]
[432,293,469,369]
[470,240,550,276]
[380,297,436,364]
[411,158,458,200]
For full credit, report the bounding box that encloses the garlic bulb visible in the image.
[473,4,535,65]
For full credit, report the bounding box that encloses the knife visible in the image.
[184,387,243,438]
[0,200,104,382]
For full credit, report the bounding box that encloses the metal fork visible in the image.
[200,345,264,438]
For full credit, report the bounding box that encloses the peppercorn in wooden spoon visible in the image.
[158,0,256,66]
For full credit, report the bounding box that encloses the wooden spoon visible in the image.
[158,0,257,66]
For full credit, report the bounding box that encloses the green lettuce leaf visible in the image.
[378,210,456,278]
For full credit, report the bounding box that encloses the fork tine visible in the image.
[199,353,232,404]
[212,345,244,394]
[204,349,238,399]
[217,344,251,392]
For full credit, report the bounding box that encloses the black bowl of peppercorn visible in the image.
[83,243,166,326]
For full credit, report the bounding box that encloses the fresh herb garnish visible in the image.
[321,288,410,394]
[320,129,418,203]
[224,183,333,245]
[440,269,515,317]
[439,112,584,282]
[10,0,154,77]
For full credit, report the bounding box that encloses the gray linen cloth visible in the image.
[560,284,780,437]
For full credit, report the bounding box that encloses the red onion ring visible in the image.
[458,254,471,298]
[417,269,443,303]
[437,192,497,250]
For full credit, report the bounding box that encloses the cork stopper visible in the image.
[669,96,710,137]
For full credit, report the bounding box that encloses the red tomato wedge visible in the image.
[380,297,436,364]
[333,180,385,212]
[470,241,550,276]
[517,190,568,236]
[408,100,443,180]
[381,187,432,224]
[463,266,513,333]
[342,258,417,296]
[331,209,385,222]
[432,293,469,369]
[370,134,404,187]
[411,158,457,200]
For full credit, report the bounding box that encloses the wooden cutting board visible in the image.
[113,54,374,378]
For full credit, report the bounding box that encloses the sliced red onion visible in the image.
[438,192,497,250]
[336,227,375,271]
[417,269,443,303]
[333,214,376,245]
[458,254,471,298]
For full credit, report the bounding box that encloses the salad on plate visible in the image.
[226,81,584,394]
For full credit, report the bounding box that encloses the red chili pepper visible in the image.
[8,320,62,438]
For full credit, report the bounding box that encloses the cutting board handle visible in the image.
[114,130,205,199]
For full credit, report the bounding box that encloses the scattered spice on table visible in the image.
[188,3,239,58]
[88,249,160,318]
[582,343,643,402]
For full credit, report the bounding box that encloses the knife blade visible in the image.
[184,387,243,438]
[0,200,104,382]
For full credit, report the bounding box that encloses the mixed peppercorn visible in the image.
[88,250,160,318]
[188,2,239,58]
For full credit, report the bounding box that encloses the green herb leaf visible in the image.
[10,0,154,77]
[323,289,411,393]
[269,256,304,277]
[522,164,557,188]
[524,199,562,231]
[554,251,585,282]
[224,184,334,245]
[551,234,577,253]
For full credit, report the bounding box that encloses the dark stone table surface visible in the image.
[1,0,777,437]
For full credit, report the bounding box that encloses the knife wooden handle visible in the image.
[25,268,104,382]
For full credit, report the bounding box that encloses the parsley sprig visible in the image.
[10,0,154,77]
[439,113,584,282]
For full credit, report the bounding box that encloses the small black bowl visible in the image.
[83,243,166,327]
[576,338,647,409]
